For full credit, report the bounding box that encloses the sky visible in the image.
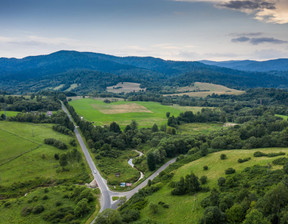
[0,0,287,61]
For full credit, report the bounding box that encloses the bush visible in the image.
[121,209,140,223]
[158,201,169,208]
[238,157,251,163]
[203,165,208,171]
[220,154,227,160]
[32,205,45,214]
[273,157,288,165]
[44,138,68,150]
[55,201,62,206]
[200,176,208,184]
[149,203,159,214]
[254,151,285,158]
[42,195,49,200]
[21,207,33,216]
[218,177,226,186]
[225,168,236,174]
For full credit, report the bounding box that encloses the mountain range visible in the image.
[200,59,288,73]
[0,50,288,94]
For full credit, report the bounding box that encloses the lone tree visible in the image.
[166,112,171,118]
[59,154,68,167]
[109,122,121,133]
[147,152,156,171]
[152,123,159,132]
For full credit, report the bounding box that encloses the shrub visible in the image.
[218,177,226,186]
[44,138,68,150]
[42,195,49,200]
[121,209,140,223]
[220,154,227,160]
[32,205,45,214]
[200,176,208,184]
[225,168,236,174]
[21,207,33,216]
[238,157,251,163]
[273,157,288,165]
[254,151,285,157]
[203,165,208,171]
[56,201,62,207]
[149,203,159,214]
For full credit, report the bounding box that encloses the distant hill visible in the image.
[0,50,288,94]
[201,58,288,72]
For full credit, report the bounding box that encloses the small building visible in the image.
[46,111,53,116]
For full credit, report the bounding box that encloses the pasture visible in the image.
[0,121,88,187]
[164,82,245,98]
[106,82,145,93]
[69,98,204,128]
[0,111,20,117]
[178,122,225,135]
[140,148,288,224]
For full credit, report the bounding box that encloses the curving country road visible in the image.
[61,102,176,213]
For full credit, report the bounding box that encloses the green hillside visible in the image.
[137,148,288,223]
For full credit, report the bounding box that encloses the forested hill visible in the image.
[1,50,288,94]
[201,58,288,73]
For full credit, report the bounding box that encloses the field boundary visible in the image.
[0,125,43,166]
[0,144,42,167]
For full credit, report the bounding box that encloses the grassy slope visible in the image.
[0,121,85,186]
[140,148,288,224]
[69,99,203,128]
[165,82,245,98]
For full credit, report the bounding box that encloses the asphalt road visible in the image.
[61,102,176,213]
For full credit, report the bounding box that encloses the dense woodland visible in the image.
[1,51,288,94]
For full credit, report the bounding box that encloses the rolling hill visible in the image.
[1,50,288,94]
[201,58,288,73]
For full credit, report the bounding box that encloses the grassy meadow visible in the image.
[69,98,204,128]
[139,148,288,224]
[0,121,89,187]
[178,122,225,135]
[0,111,20,117]
[164,82,245,98]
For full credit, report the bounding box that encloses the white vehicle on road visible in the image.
[93,169,97,174]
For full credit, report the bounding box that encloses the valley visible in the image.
[0,52,288,224]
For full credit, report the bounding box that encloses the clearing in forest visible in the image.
[165,82,245,97]
[69,98,204,128]
[106,82,146,93]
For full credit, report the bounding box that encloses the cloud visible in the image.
[0,35,78,47]
[219,0,275,11]
[232,36,288,45]
[172,0,288,24]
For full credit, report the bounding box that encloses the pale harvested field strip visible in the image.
[91,103,152,114]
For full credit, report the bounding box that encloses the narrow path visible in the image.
[61,102,176,215]
[128,150,144,182]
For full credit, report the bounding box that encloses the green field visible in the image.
[69,99,204,128]
[0,111,20,117]
[0,121,88,187]
[139,148,288,224]
[178,122,225,135]
[0,185,99,224]
[276,114,288,120]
